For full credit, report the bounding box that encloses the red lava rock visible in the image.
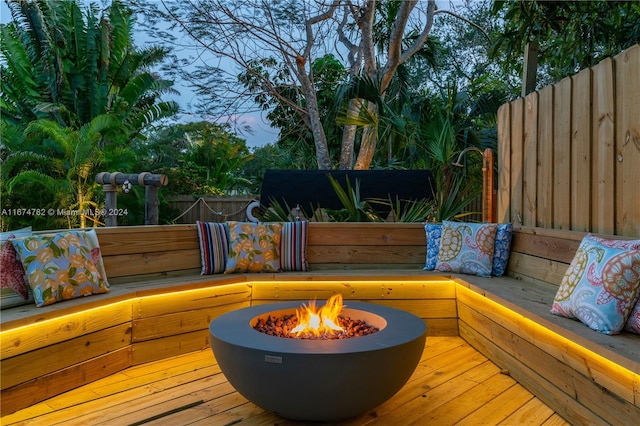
[253,314,379,340]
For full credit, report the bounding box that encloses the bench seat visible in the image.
[1,223,638,425]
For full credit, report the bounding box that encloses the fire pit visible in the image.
[209,296,427,421]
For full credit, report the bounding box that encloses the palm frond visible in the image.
[7,169,68,195]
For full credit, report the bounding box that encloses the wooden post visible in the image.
[103,184,118,227]
[522,40,539,97]
[483,148,495,223]
[95,172,168,226]
[145,185,159,225]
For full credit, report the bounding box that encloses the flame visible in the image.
[290,294,344,336]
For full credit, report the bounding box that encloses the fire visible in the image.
[290,294,344,336]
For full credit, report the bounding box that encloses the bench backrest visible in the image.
[95,223,429,282]
[93,223,631,284]
[506,227,583,287]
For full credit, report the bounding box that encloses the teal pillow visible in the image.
[551,234,640,334]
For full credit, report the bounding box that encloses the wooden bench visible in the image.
[1,223,638,425]
[454,227,639,425]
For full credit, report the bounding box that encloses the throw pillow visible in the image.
[0,226,32,241]
[225,221,282,274]
[280,221,309,272]
[1,227,33,308]
[12,230,110,307]
[0,235,30,300]
[435,221,498,277]
[624,300,640,334]
[550,234,640,335]
[492,223,513,277]
[423,223,441,271]
[196,221,230,274]
[79,229,110,286]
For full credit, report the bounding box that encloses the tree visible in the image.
[1,0,178,138]
[490,1,640,89]
[135,122,254,195]
[4,116,118,228]
[240,54,348,168]
[0,0,178,230]
[137,0,480,170]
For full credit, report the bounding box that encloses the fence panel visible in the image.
[498,43,640,237]
[552,76,572,230]
[166,196,257,224]
[615,45,640,237]
[537,85,554,228]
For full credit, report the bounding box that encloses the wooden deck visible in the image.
[1,337,570,426]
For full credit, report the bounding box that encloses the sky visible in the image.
[1,1,454,149]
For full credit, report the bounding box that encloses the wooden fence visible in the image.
[166,196,257,224]
[497,43,640,237]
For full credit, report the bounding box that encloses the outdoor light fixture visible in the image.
[452,147,495,223]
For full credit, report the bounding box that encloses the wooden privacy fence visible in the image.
[167,196,257,223]
[497,43,640,237]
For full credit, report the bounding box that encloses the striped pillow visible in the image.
[280,221,309,272]
[197,221,230,274]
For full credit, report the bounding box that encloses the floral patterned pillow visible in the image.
[423,223,442,271]
[550,235,640,335]
[12,230,110,307]
[224,221,282,273]
[435,221,497,277]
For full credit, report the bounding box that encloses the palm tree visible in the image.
[0,0,178,230]
[4,116,118,228]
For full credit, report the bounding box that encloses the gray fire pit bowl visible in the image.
[209,300,427,421]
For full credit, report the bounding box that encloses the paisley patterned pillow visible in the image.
[550,235,640,335]
[625,301,640,334]
[423,223,442,271]
[12,230,110,307]
[224,221,282,273]
[435,221,498,277]
[492,223,513,277]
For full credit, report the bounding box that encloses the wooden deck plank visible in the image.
[1,337,569,426]
[498,397,556,425]
[455,383,535,425]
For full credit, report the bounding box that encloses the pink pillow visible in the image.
[0,236,29,300]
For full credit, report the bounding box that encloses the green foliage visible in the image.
[136,121,254,196]
[257,197,300,223]
[0,0,178,230]
[326,175,382,222]
[257,175,436,223]
[491,0,640,86]
[240,54,348,167]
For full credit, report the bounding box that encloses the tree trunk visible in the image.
[353,101,378,170]
[339,99,360,169]
[298,64,332,170]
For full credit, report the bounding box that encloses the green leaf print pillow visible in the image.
[224,221,282,273]
[12,230,110,307]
